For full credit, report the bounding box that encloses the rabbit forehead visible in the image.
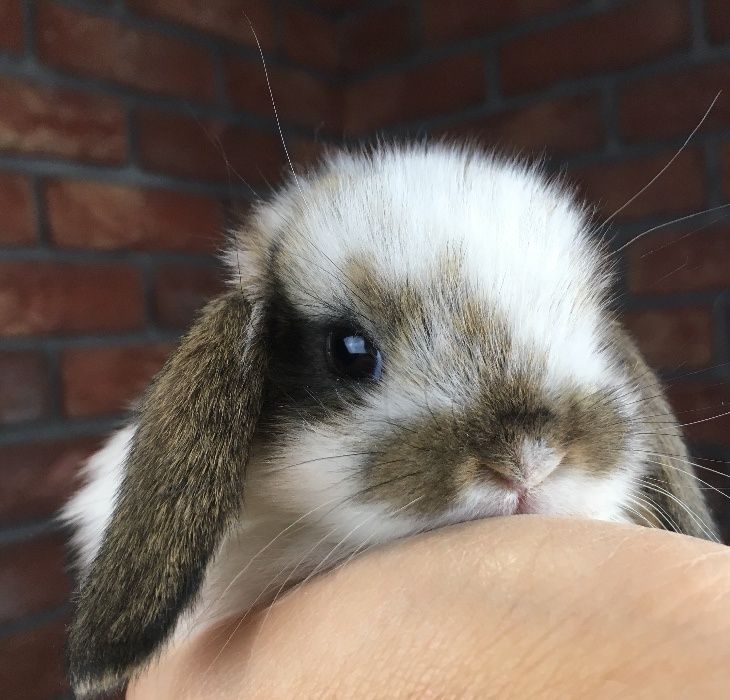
[269,147,613,389]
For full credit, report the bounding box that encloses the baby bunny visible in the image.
[63,143,717,696]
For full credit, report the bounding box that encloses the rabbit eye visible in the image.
[327,328,383,381]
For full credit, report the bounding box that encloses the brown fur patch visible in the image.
[362,376,629,518]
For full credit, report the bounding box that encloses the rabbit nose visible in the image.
[491,438,564,489]
[519,437,564,486]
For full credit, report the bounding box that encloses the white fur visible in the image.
[65,145,648,638]
[62,425,132,572]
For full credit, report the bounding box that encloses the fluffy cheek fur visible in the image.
[255,426,422,550]
[255,377,643,551]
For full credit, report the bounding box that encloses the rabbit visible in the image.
[62,143,718,697]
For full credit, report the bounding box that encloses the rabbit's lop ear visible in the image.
[612,324,718,541]
[68,291,267,697]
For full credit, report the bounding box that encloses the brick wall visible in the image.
[2,1,729,697]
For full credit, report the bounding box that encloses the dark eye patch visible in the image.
[260,281,384,431]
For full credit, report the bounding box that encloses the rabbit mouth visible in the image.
[514,490,533,515]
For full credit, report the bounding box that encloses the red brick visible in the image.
[0,173,34,246]
[36,1,215,102]
[0,76,126,164]
[706,0,730,42]
[441,94,603,156]
[153,264,225,328]
[344,52,486,134]
[0,351,49,424]
[0,534,70,625]
[282,5,338,74]
[135,109,283,186]
[626,226,730,294]
[46,179,222,252]
[423,0,579,44]
[500,0,689,95]
[619,63,730,143]
[0,618,69,700]
[0,261,144,335]
[623,307,713,370]
[62,343,173,417]
[0,0,23,52]
[226,56,341,130]
[667,380,730,446]
[128,0,275,49]
[341,3,412,74]
[572,149,705,221]
[0,436,100,524]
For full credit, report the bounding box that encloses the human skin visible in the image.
[128,516,730,699]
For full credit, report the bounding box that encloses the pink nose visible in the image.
[518,438,563,487]
[490,439,564,489]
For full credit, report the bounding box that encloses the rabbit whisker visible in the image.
[639,478,718,542]
[603,91,720,228]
